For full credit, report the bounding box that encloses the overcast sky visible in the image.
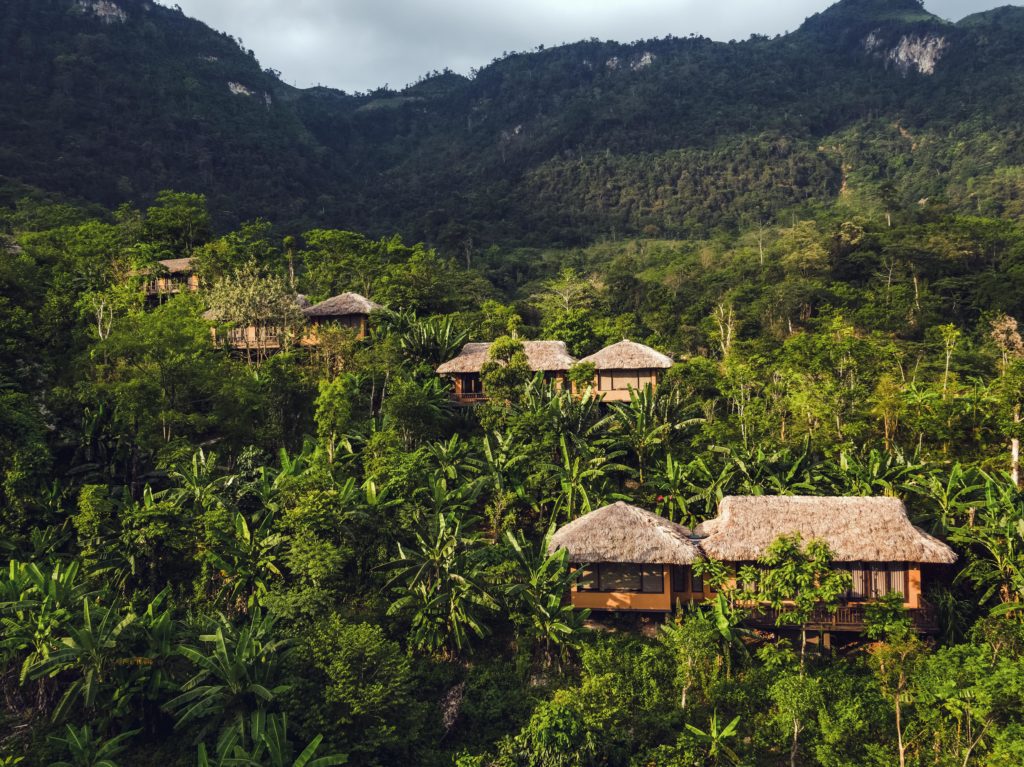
[168,0,1008,93]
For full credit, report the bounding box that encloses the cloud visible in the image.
[170,0,1007,92]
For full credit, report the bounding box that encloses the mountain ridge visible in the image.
[2,0,1023,247]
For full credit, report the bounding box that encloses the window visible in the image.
[600,563,641,591]
[641,565,665,593]
[690,570,704,593]
[462,375,483,394]
[840,563,908,600]
[577,565,598,591]
[574,563,664,593]
[671,566,704,594]
[671,565,687,592]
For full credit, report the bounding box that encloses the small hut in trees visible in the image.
[142,257,200,298]
[436,340,576,404]
[548,502,705,612]
[302,292,381,341]
[577,340,673,401]
[694,495,957,632]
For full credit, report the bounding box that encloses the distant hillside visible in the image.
[3,0,1024,247]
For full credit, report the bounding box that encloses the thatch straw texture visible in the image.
[436,341,576,374]
[694,496,956,564]
[304,292,381,318]
[548,502,702,565]
[579,339,673,370]
[158,257,194,273]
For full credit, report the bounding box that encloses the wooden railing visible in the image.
[451,392,487,403]
[742,600,938,633]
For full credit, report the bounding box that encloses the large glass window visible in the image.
[600,563,642,591]
[574,563,664,593]
[641,565,665,593]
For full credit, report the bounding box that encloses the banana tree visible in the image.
[540,435,628,525]
[0,559,90,684]
[198,712,346,767]
[504,526,589,666]
[165,609,290,749]
[951,474,1024,609]
[685,711,743,766]
[47,724,138,767]
[29,597,137,722]
[606,387,674,485]
[384,513,496,658]
[208,512,285,613]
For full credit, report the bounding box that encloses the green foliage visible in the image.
[504,526,589,665]
[385,513,497,658]
[46,724,138,767]
[286,617,414,761]
[165,609,291,747]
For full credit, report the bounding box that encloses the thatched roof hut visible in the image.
[157,257,194,273]
[579,339,673,370]
[303,292,381,318]
[548,502,702,565]
[436,341,576,375]
[694,496,956,564]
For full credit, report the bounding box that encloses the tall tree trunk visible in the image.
[1012,405,1021,489]
[790,717,801,767]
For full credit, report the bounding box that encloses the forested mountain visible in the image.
[3,0,1024,247]
[9,1,1024,765]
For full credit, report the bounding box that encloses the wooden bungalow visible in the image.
[694,495,957,633]
[577,340,673,401]
[205,294,311,354]
[436,340,576,404]
[142,257,200,299]
[207,292,382,354]
[301,292,381,343]
[547,502,706,612]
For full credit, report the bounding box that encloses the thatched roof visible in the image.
[694,496,957,564]
[304,292,381,318]
[548,502,702,565]
[158,257,194,274]
[578,339,673,370]
[295,294,312,309]
[436,341,576,375]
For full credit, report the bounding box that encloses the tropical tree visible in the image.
[504,526,589,666]
[385,513,496,658]
[197,712,346,767]
[165,609,291,748]
[951,473,1024,610]
[684,711,743,766]
[28,598,136,722]
[738,535,851,661]
[46,724,139,767]
[208,512,285,613]
[541,436,627,525]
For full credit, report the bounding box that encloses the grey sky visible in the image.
[168,0,1009,93]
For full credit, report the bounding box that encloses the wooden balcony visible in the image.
[742,600,938,634]
[144,275,200,296]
